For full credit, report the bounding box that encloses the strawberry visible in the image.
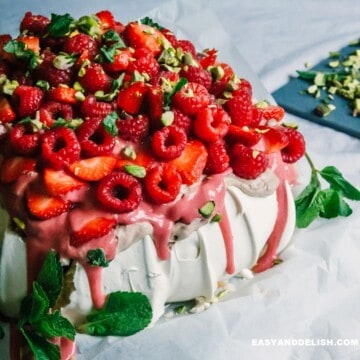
[68,156,116,181]
[96,10,117,32]
[102,49,132,73]
[43,168,87,196]
[79,63,112,94]
[17,35,40,53]
[0,156,37,183]
[0,97,16,123]
[145,163,181,204]
[225,124,261,147]
[13,85,44,118]
[0,34,14,62]
[127,48,160,79]
[26,188,72,219]
[280,127,306,163]
[115,145,155,171]
[70,216,116,247]
[96,171,142,213]
[230,143,269,179]
[124,22,164,56]
[199,48,218,69]
[19,12,50,35]
[261,126,290,153]
[117,81,148,114]
[259,104,285,122]
[48,86,78,104]
[145,85,164,127]
[169,140,208,185]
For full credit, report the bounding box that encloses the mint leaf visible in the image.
[295,173,321,228]
[77,291,152,336]
[37,250,63,307]
[319,166,360,201]
[3,40,39,69]
[102,112,119,136]
[318,188,352,219]
[48,13,75,37]
[34,311,75,341]
[140,17,163,30]
[164,77,188,109]
[20,282,50,324]
[20,327,60,360]
[87,248,109,267]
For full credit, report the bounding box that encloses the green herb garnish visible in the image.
[3,40,40,69]
[87,249,110,267]
[102,111,119,136]
[140,17,163,30]
[48,13,75,37]
[295,153,360,228]
[163,77,188,109]
[76,291,152,336]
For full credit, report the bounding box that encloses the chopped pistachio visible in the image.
[198,200,215,218]
[2,79,19,95]
[211,213,222,223]
[314,103,336,117]
[124,164,146,178]
[161,110,174,126]
[35,80,50,91]
[353,98,360,116]
[122,146,137,160]
[53,53,76,70]
[174,305,187,314]
[255,100,270,109]
[75,91,85,101]
[209,65,225,81]
[314,72,326,86]
[328,60,340,68]
[13,217,26,231]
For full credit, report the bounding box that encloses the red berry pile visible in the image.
[0,11,305,244]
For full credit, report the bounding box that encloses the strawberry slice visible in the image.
[261,127,289,153]
[43,168,87,196]
[115,145,155,171]
[70,216,116,247]
[48,86,78,104]
[0,97,16,123]
[26,189,72,219]
[226,124,261,147]
[102,49,132,73]
[0,156,37,183]
[68,156,116,181]
[117,81,148,115]
[96,10,117,32]
[124,22,164,56]
[258,104,285,122]
[169,140,208,185]
[17,35,40,53]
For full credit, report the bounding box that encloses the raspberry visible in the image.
[230,143,269,179]
[13,85,44,118]
[35,50,74,87]
[77,117,115,157]
[39,101,73,127]
[79,63,112,94]
[81,95,113,118]
[63,33,99,61]
[172,82,211,116]
[171,108,192,135]
[19,12,50,35]
[41,127,81,169]
[179,65,212,90]
[204,140,230,175]
[225,87,253,126]
[96,172,142,213]
[280,127,306,163]
[145,164,182,204]
[151,125,187,161]
[177,39,197,59]
[117,114,149,143]
[9,124,41,155]
[193,105,230,143]
[161,28,178,48]
[128,48,160,79]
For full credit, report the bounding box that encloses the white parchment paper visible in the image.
[1,1,360,359]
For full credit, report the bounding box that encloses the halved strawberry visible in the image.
[124,22,164,56]
[47,86,78,104]
[17,35,40,53]
[70,216,116,247]
[68,156,116,181]
[258,104,285,122]
[0,97,16,123]
[117,81,148,114]
[225,124,261,147]
[26,188,72,219]
[96,10,117,32]
[0,156,37,183]
[115,145,155,171]
[43,168,87,196]
[169,140,208,185]
[102,49,132,73]
[199,48,218,69]
[261,126,289,153]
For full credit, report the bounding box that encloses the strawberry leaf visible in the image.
[319,166,360,201]
[76,291,152,336]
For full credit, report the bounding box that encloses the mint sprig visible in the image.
[76,291,152,336]
[3,40,40,69]
[295,153,360,228]
[48,13,75,37]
